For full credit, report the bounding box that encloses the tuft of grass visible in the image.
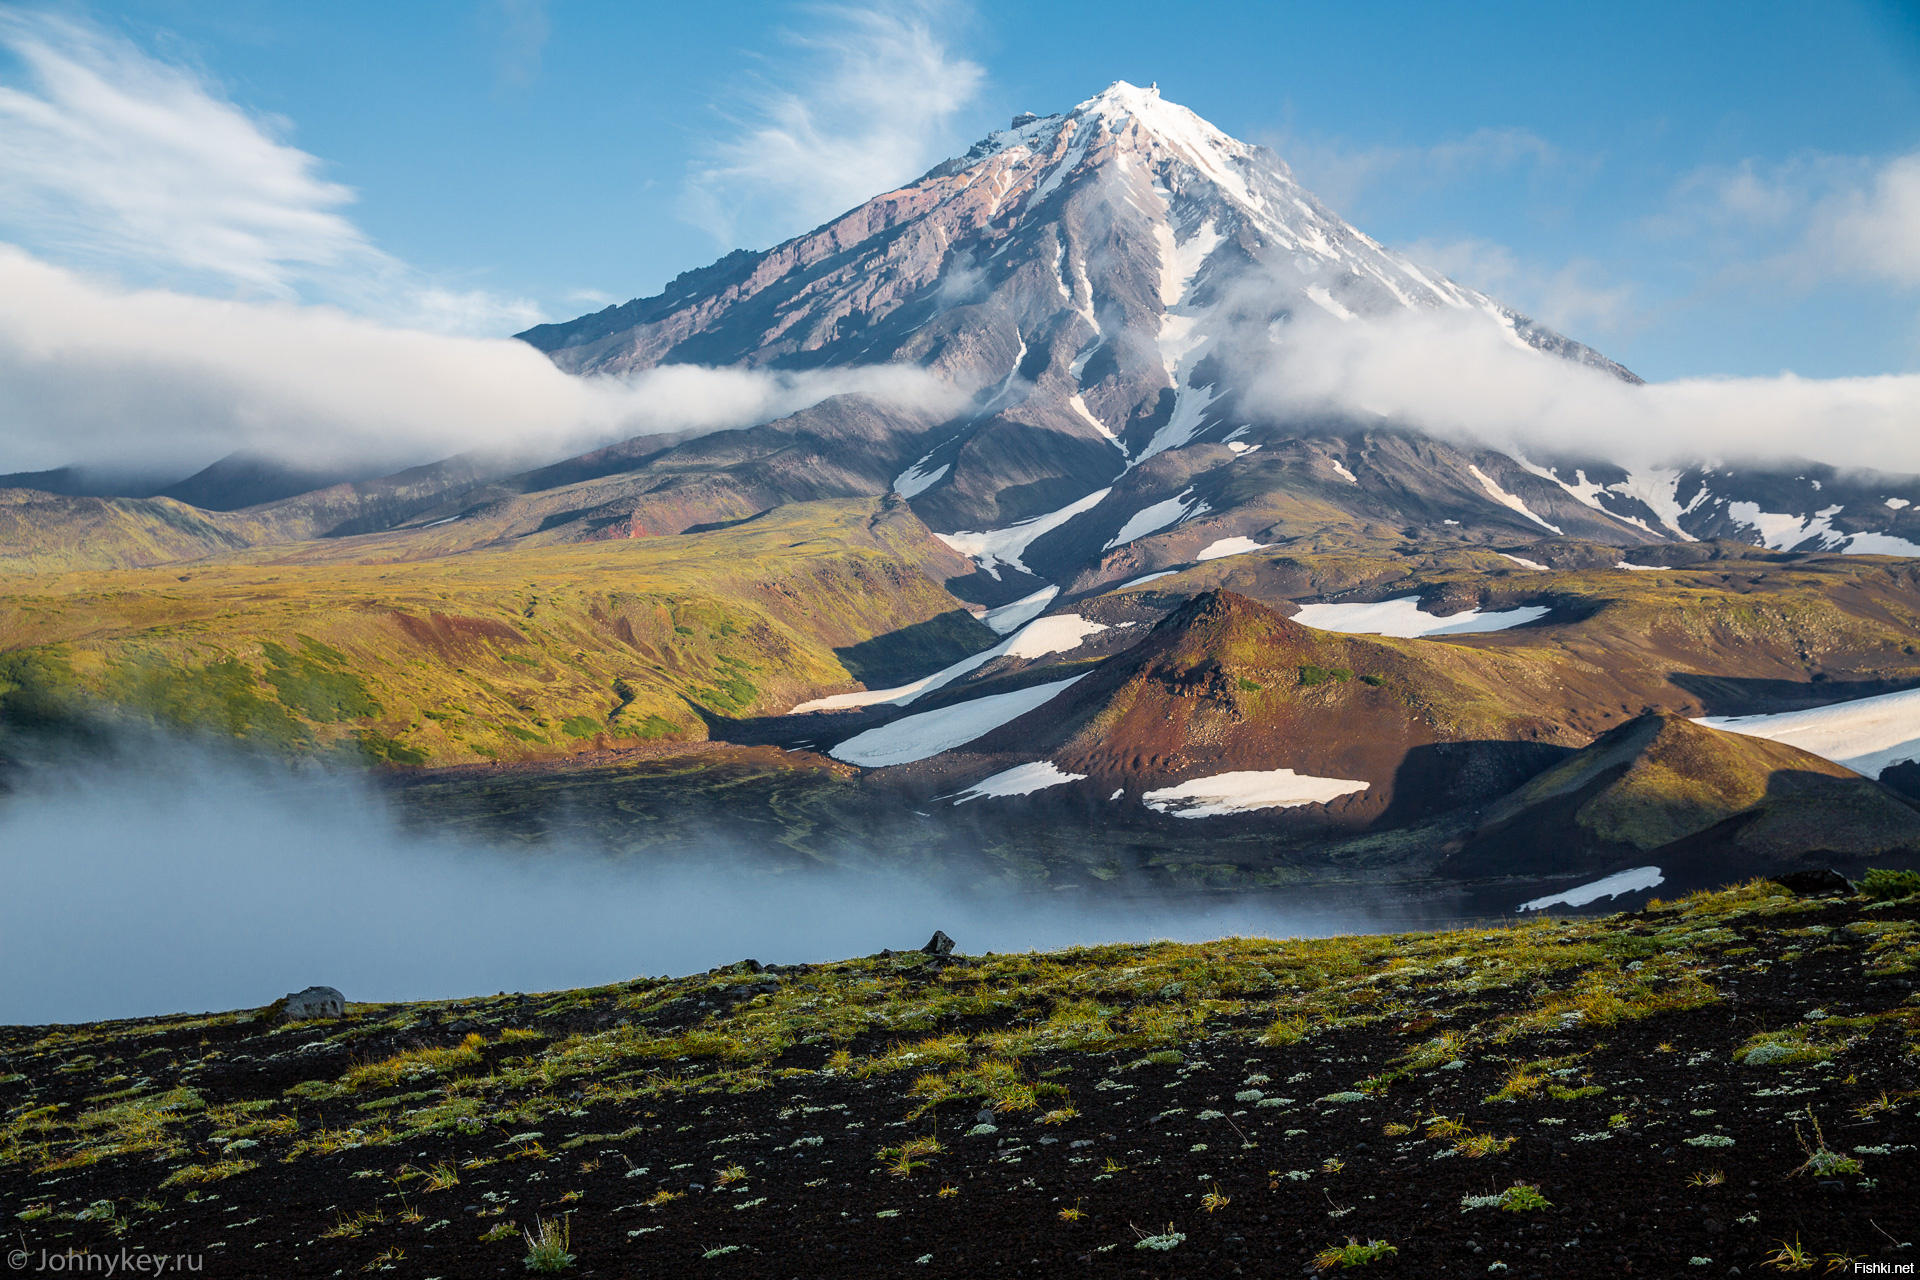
[1313,1238,1398,1269]
[1861,868,1920,901]
[522,1215,574,1272]
[1686,1170,1726,1188]
[1201,1184,1231,1213]
[1455,1133,1517,1158]
[158,1159,255,1187]
[1762,1236,1813,1271]
[341,1033,488,1092]
[880,1136,942,1178]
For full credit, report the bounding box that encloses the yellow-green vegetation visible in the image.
[5,876,1918,1270]
[1313,1237,1398,1269]
[6,876,1889,1187]
[0,498,988,765]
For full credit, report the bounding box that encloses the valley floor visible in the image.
[3,879,1918,1277]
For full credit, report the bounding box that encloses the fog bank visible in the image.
[0,751,1395,1026]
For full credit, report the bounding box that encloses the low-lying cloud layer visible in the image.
[0,246,959,476]
[0,748,1387,1025]
[1241,298,1920,475]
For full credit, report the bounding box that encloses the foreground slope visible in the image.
[4,877,1917,1277]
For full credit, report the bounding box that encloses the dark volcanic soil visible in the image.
[3,888,1917,1278]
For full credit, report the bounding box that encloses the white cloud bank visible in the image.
[681,1,986,248]
[0,246,958,474]
[1241,302,1920,476]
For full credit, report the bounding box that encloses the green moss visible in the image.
[259,641,380,722]
[1862,868,1920,901]
[1298,664,1353,687]
[357,730,429,766]
[558,715,601,739]
[0,647,87,731]
[117,658,304,746]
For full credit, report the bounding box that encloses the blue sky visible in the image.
[1,1,1917,386]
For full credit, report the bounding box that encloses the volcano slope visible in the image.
[873,589,1574,834]
[4,876,1917,1278]
[1450,714,1920,892]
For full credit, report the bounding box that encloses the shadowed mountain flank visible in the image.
[1449,713,1920,886]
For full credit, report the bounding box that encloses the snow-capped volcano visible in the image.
[517,82,1920,592]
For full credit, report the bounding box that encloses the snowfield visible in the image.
[1103,487,1204,549]
[1290,597,1550,638]
[790,614,1107,713]
[1518,866,1665,913]
[936,487,1111,579]
[982,586,1057,634]
[1696,687,1920,778]
[949,760,1087,804]
[828,677,1086,767]
[1140,768,1370,818]
[1196,536,1268,561]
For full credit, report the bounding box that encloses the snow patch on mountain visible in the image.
[938,487,1113,578]
[1157,218,1221,307]
[981,586,1057,634]
[1304,285,1353,321]
[829,676,1087,767]
[893,459,949,499]
[790,612,1106,714]
[1843,531,1920,556]
[1069,393,1127,454]
[1104,486,1206,549]
[1519,867,1665,912]
[1468,465,1563,534]
[1697,687,1920,779]
[1196,536,1268,561]
[1141,768,1371,818]
[1292,597,1550,638]
[1133,384,1223,467]
[1610,469,1706,540]
[949,760,1086,804]
[1726,501,1846,551]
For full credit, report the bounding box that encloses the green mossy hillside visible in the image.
[0,499,983,766]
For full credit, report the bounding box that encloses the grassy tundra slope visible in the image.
[2,876,1916,1277]
[0,498,990,766]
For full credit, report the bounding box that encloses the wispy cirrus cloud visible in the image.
[1657,150,1920,291]
[486,0,552,93]
[1271,125,1562,213]
[1402,236,1637,339]
[0,10,538,334]
[680,1,986,249]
